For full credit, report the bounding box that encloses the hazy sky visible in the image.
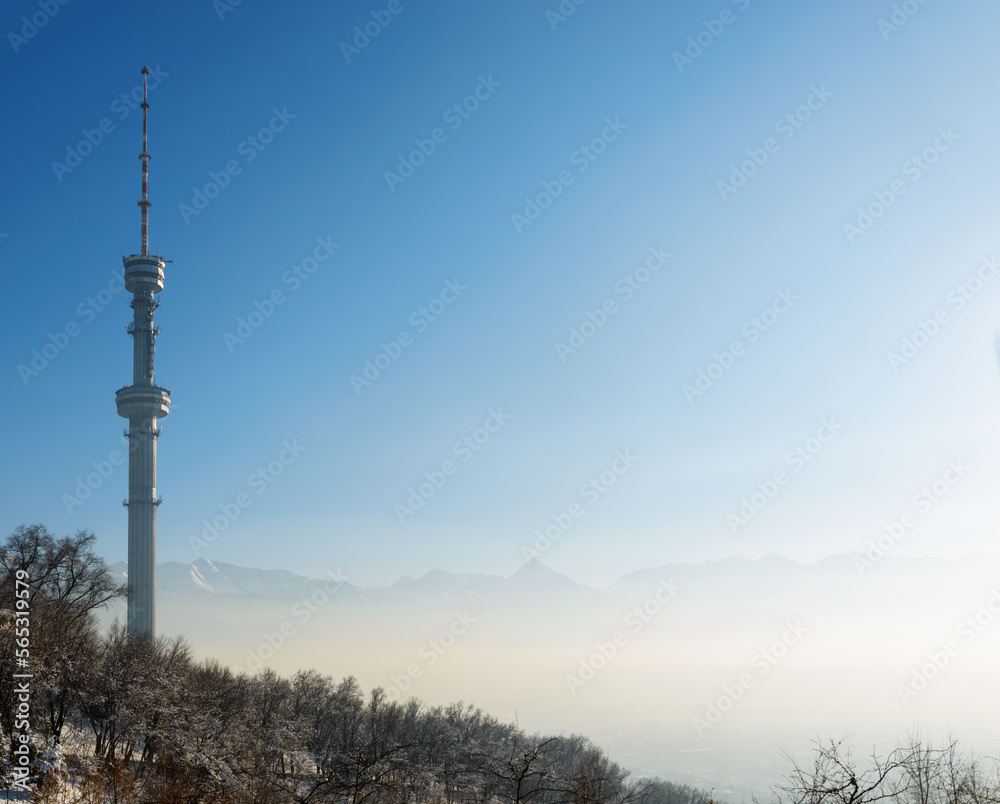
[3,0,999,587]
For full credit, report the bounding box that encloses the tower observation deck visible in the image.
[115,66,170,638]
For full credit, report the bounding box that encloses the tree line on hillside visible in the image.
[0,524,711,804]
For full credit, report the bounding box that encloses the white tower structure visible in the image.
[116,66,170,638]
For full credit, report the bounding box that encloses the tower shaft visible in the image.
[125,413,160,634]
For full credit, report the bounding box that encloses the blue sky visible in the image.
[2,0,999,587]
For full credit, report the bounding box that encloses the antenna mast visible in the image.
[139,65,150,256]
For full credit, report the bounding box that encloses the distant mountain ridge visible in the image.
[108,552,1000,600]
[109,557,359,597]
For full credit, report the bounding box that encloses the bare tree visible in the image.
[0,524,127,756]
[774,736,1000,804]
[553,735,648,804]
[0,525,127,623]
[775,737,920,804]
[474,728,564,804]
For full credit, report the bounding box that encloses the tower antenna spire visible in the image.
[139,65,150,256]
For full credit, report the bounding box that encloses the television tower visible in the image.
[115,66,170,638]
